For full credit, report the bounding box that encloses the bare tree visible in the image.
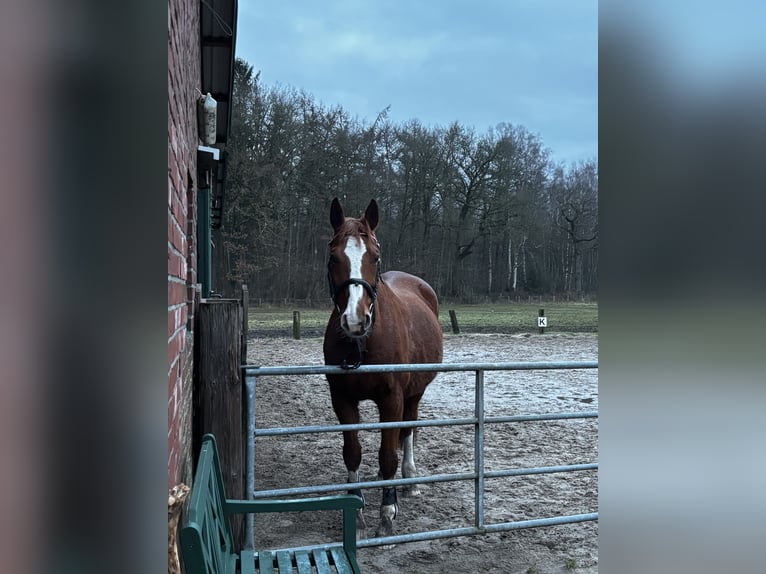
[218,58,598,303]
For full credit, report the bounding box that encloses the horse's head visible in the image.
[327,197,381,338]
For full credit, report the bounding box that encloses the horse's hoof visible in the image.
[375,504,397,538]
[374,510,396,547]
[374,520,394,539]
[402,485,421,497]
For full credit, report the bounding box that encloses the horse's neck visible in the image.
[372,283,395,325]
[369,284,405,344]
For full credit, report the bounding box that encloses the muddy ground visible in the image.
[247,333,598,573]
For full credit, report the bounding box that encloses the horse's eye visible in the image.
[329,255,339,265]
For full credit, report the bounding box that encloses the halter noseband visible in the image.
[326,262,381,315]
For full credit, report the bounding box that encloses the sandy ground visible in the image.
[247,333,598,573]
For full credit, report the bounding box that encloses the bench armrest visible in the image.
[225,495,364,558]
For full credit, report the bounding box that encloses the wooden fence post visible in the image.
[240,285,249,362]
[293,311,301,339]
[448,310,460,334]
[196,298,245,547]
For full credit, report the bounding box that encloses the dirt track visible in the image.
[247,333,598,573]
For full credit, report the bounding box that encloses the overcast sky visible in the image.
[235,1,597,167]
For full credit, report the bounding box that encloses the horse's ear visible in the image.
[363,199,379,231]
[330,197,345,230]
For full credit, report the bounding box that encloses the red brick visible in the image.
[167,333,180,370]
[167,251,175,277]
[168,309,176,338]
[168,394,176,427]
[168,280,185,306]
[170,187,183,221]
[168,330,188,373]
[168,216,178,251]
[168,361,181,396]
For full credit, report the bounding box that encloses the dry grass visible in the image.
[248,301,598,337]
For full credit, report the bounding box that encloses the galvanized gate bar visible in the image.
[243,360,598,549]
[485,462,598,479]
[252,471,477,499]
[486,411,598,424]
[252,411,599,437]
[268,512,599,555]
[362,511,600,548]
[474,370,485,530]
[253,416,477,436]
[244,373,256,550]
[249,462,598,500]
[244,360,597,376]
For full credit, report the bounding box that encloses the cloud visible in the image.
[292,17,445,70]
[238,0,597,165]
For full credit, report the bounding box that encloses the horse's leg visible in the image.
[331,393,367,533]
[375,396,402,539]
[400,393,424,497]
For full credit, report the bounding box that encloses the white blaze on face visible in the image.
[342,236,367,330]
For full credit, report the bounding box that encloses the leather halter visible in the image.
[327,243,381,370]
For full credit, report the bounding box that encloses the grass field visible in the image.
[248,301,597,337]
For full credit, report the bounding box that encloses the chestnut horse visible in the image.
[323,197,443,538]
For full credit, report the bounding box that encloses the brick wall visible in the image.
[168,0,201,489]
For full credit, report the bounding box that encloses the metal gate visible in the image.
[243,361,598,551]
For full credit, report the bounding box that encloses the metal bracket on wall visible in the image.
[197,145,219,174]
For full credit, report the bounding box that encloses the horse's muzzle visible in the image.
[340,311,373,338]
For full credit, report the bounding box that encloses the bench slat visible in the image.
[312,549,332,574]
[276,550,293,573]
[329,547,355,574]
[240,549,256,574]
[257,550,275,574]
[295,550,313,574]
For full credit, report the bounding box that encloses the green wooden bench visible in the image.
[181,434,364,574]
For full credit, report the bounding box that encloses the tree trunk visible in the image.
[487,231,493,295]
[507,235,513,292]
